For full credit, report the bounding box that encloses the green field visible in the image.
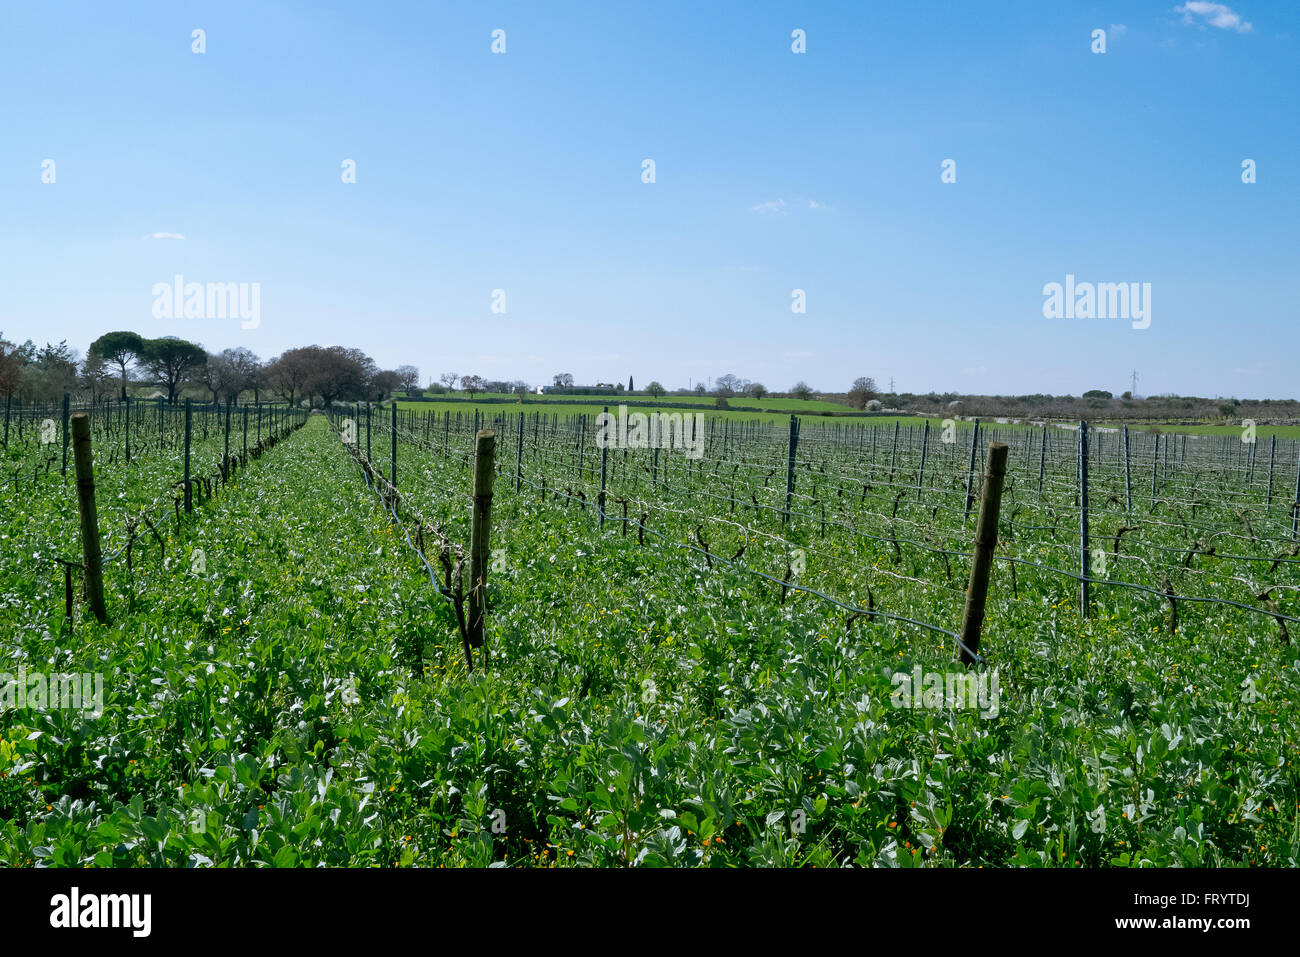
[394,398,1300,442]
[2,402,1297,867]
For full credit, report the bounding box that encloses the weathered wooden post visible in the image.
[957,442,1008,665]
[2,392,9,449]
[391,400,398,488]
[576,415,586,485]
[1123,425,1132,513]
[916,419,929,502]
[783,414,799,524]
[964,419,980,521]
[70,413,108,624]
[888,421,899,483]
[1079,421,1090,618]
[184,398,193,514]
[468,429,497,652]
[515,413,524,492]
[1151,433,1159,506]
[598,408,609,529]
[1292,447,1300,539]
[1037,424,1046,496]
[223,396,232,483]
[124,396,131,464]
[61,392,70,476]
[1266,434,1276,506]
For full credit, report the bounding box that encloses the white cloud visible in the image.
[1176,2,1253,33]
[1109,23,1128,35]
[752,199,787,214]
[143,232,185,240]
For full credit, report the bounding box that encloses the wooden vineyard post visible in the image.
[1151,433,1160,506]
[468,429,497,655]
[783,414,799,524]
[391,401,398,488]
[577,416,586,486]
[957,442,1008,665]
[184,398,193,514]
[515,413,524,492]
[1292,446,1300,539]
[916,418,929,502]
[61,392,70,476]
[1079,421,1090,618]
[1037,424,1046,496]
[1123,425,1131,513]
[964,419,980,521]
[243,406,249,461]
[1266,435,1276,506]
[124,396,131,464]
[223,396,232,483]
[599,407,609,530]
[888,422,899,483]
[70,413,108,624]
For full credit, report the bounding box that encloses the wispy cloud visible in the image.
[143,232,185,240]
[782,350,815,359]
[751,199,787,214]
[1176,2,1253,33]
[1109,23,1128,36]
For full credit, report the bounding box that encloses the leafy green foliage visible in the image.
[1,414,1298,867]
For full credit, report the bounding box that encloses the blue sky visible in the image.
[1,1,1296,397]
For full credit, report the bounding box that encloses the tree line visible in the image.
[0,330,420,407]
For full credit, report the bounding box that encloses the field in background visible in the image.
[393,397,1300,440]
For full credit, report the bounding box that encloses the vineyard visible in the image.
[1,401,1297,867]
